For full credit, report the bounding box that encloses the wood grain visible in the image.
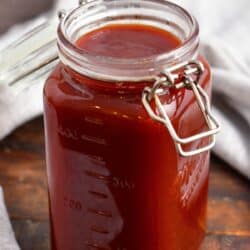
[0,117,249,250]
[12,220,50,250]
[201,235,250,250]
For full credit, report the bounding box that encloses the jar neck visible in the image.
[57,0,199,82]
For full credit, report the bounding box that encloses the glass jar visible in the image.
[43,1,220,250]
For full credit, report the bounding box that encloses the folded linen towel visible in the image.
[0,187,20,250]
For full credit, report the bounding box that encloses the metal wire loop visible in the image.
[142,60,221,157]
[146,73,173,102]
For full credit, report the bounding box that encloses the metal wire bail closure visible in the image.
[142,60,221,157]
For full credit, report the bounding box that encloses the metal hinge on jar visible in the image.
[142,60,221,157]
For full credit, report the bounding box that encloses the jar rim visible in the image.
[57,0,200,81]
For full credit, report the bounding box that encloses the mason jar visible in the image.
[43,0,220,249]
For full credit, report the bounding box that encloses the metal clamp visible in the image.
[142,60,221,157]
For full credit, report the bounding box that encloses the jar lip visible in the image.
[58,0,199,65]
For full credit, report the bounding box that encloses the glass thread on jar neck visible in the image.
[57,0,200,82]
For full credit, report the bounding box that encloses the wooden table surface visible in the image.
[0,117,249,250]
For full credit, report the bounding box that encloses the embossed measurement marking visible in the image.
[85,170,135,191]
[91,225,110,234]
[87,208,113,218]
[85,241,111,250]
[64,196,83,211]
[58,125,107,145]
[85,241,128,250]
[88,190,109,199]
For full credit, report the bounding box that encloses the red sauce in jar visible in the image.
[44,24,211,250]
[76,24,180,58]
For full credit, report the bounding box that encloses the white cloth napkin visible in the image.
[0,187,20,250]
[0,0,249,179]
[177,0,250,178]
